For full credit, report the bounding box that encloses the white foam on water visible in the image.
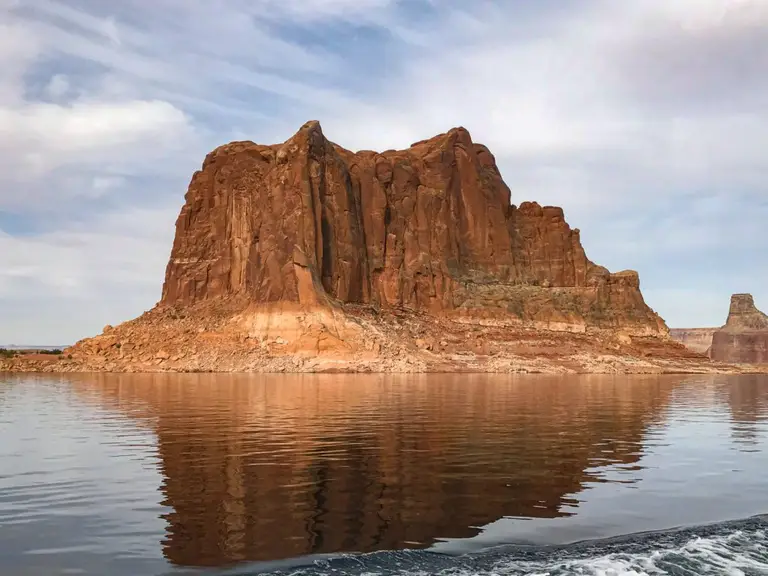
[488,529,768,576]
[267,525,768,576]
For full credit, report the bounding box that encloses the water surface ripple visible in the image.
[0,373,767,575]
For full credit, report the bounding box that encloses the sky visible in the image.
[1,0,767,344]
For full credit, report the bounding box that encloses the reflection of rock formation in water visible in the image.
[69,374,674,567]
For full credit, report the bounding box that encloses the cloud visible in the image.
[0,99,191,178]
[0,6,202,215]
[252,0,397,22]
[0,0,766,343]
[0,204,174,297]
[0,204,176,344]
[44,73,70,98]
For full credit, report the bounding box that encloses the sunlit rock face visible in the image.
[161,121,666,334]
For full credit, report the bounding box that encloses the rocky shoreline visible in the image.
[2,301,765,375]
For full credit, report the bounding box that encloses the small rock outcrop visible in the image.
[710,294,768,364]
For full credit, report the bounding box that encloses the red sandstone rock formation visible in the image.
[162,121,664,334]
[710,294,768,364]
[10,121,732,374]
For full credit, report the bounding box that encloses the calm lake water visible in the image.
[1,374,767,576]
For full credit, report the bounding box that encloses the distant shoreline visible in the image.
[2,354,767,376]
[1,345,71,351]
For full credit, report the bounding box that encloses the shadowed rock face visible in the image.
[161,121,664,333]
[669,328,717,354]
[710,294,768,364]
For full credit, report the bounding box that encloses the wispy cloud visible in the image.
[0,0,766,342]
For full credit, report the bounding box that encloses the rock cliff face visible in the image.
[9,121,733,374]
[710,294,768,364]
[162,121,664,334]
[669,328,717,355]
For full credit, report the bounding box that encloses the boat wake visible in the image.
[211,516,768,576]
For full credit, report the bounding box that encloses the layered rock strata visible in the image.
[669,328,717,355]
[710,294,768,364]
[4,121,749,374]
